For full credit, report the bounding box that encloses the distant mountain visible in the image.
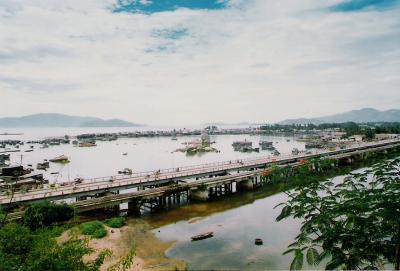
[0,113,143,128]
[279,108,400,125]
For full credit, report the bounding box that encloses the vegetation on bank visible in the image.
[80,221,107,239]
[275,157,400,270]
[104,217,126,228]
[260,121,400,138]
[0,202,134,271]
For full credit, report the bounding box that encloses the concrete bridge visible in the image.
[1,139,400,208]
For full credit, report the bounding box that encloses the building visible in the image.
[375,134,399,141]
[349,134,365,142]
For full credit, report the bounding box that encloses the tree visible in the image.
[23,201,75,230]
[276,158,400,270]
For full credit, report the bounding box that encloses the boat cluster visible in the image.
[232,140,280,154]
[0,164,47,193]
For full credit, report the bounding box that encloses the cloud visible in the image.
[0,75,79,94]
[0,0,399,124]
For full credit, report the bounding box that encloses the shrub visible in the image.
[79,221,107,238]
[104,217,125,228]
[23,201,75,230]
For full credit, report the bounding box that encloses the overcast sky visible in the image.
[0,0,399,125]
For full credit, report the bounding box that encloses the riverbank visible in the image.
[58,219,186,271]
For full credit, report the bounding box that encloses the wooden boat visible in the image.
[49,155,69,163]
[255,238,263,245]
[191,232,213,241]
[78,142,96,147]
[118,168,132,175]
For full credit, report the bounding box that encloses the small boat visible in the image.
[255,238,263,245]
[49,155,69,163]
[74,177,83,184]
[41,143,49,149]
[191,232,213,241]
[171,136,178,141]
[24,149,33,152]
[122,152,128,156]
[37,162,50,170]
[286,139,290,142]
[78,142,96,147]
[118,168,132,175]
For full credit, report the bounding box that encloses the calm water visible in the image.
[144,175,345,270]
[0,127,304,183]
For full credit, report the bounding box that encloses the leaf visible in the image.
[290,250,304,270]
[283,248,296,255]
[325,258,342,270]
[276,205,292,221]
[306,248,319,265]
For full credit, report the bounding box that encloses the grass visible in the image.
[79,221,107,238]
[104,217,125,228]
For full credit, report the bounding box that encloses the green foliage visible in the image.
[0,222,111,271]
[23,201,75,230]
[276,158,400,270]
[0,223,33,271]
[260,121,400,138]
[108,245,136,271]
[290,250,303,270]
[80,221,107,239]
[104,217,126,228]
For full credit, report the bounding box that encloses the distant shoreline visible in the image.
[0,133,24,136]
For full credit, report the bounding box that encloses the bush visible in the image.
[23,201,75,230]
[104,217,125,228]
[80,221,107,238]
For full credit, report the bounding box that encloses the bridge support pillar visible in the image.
[106,204,120,214]
[237,178,254,191]
[128,200,141,216]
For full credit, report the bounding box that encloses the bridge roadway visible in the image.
[1,139,399,205]
[5,170,262,221]
[73,170,262,212]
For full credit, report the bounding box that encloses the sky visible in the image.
[0,0,399,125]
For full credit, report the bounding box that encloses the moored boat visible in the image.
[49,155,69,163]
[191,232,213,241]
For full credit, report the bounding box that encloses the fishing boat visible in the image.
[259,140,274,150]
[191,232,213,241]
[122,152,128,156]
[49,155,69,163]
[78,142,96,147]
[255,238,263,245]
[37,161,50,170]
[118,168,132,175]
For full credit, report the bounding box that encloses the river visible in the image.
[0,127,304,183]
